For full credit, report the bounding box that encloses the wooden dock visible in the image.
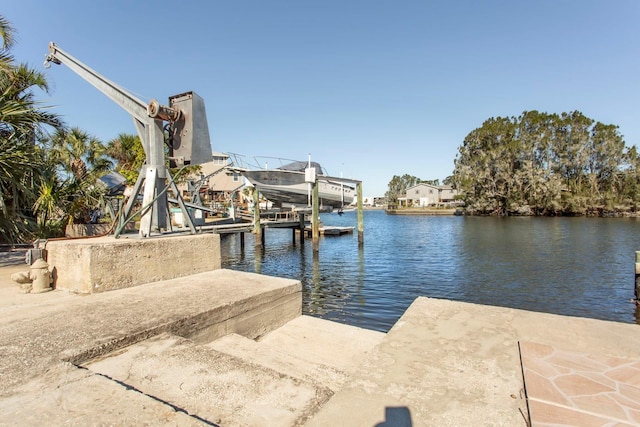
[194,204,359,251]
[202,222,254,234]
[199,213,309,235]
[197,217,354,252]
[317,226,354,236]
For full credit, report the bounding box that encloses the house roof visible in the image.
[405,183,439,192]
[405,183,454,192]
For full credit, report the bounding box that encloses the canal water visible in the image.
[220,210,640,332]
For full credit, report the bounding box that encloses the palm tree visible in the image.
[0,15,63,243]
[44,127,113,225]
[106,133,145,184]
[0,15,15,73]
[0,136,41,242]
[48,128,111,179]
[0,63,61,139]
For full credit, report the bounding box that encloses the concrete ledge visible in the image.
[46,233,222,293]
[0,269,300,398]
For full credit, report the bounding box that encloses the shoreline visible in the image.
[384,208,640,218]
[385,208,458,215]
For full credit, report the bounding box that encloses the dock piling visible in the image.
[253,187,262,248]
[357,182,364,246]
[635,251,640,302]
[312,182,320,252]
[298,212,305,245]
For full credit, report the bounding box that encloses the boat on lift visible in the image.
[241,160,356,210]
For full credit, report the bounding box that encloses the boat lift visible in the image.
[44,42,212,238]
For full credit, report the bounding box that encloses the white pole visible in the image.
[341,165,344,209]
[307,153,312,206]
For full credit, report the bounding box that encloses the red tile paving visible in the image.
[519,341,640,426]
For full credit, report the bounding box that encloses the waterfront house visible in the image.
[400,183,458,207]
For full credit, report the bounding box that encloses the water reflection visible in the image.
[355,245,366,308]
[254,246,262,274]
[307,249,323,314]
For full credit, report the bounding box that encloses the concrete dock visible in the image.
[1,251,639,426]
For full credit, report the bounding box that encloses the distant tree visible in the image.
[385,174,420,205]
[453,110,632,216]
[618,145,640,209]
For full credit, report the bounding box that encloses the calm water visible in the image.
[220,210,640,332]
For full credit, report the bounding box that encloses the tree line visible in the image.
[451,110,639,216]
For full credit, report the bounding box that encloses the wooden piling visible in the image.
[298,212,305,245]
[635,251,640,302]
[312,182,319,252]
[253,186,262,247]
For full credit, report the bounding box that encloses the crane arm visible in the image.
[43,42,177,124]
[43,42,204,237]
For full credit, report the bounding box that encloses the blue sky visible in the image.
[5,1,640,196]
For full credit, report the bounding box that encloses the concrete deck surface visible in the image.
[520,341,640,425]
[1,251,640,426]
[305,298,640,427]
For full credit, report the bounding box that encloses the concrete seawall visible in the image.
[385,208,458,215]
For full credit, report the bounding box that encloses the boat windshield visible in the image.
[279,161,323,173]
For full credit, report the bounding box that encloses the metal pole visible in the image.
[138,119,167,237]
[307,154,312,206]
[357,182,364,246]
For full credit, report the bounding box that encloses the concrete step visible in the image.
[84,333,333,427]
[206,315,385,391]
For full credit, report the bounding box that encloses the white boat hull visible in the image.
[243,169,355,209]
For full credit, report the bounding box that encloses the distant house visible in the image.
[399,183,458,207]
[372,196,386,206]
[179,152,246,209]
[352,196,385,207]
[362,196,376,206]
